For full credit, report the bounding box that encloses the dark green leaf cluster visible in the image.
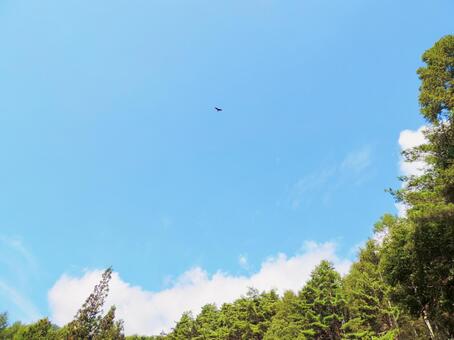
[156,229,439,340]
[162,259,411,340]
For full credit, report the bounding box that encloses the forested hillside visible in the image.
[1,35,453,340]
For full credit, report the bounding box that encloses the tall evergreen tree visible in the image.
[298,261,345,339]
[193,304,222,339]
[17,318,58,340]
[385,35,454,339]
[168,312,197,340]
[264,290,307,340]
[342,239,397,339]
[218,288,279,340]
[66,267,125,340]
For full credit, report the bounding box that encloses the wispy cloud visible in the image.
[341,147,371,174]
[290,167,336,209]
[0,236,38,271]
[289,146,372,209]
[0,235,41,322]
[48,242,351,336]
[0,280,40,322]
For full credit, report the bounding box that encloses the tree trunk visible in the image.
[386,299,398,329]
[422,309,435,339]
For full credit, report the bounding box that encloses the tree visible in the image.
[342,239,397,339]
[417,35,454,125]
[219,288,279,340]
[16,318,59,340]
[298,261,345,339]
[96,306,125,340]
[66,267,125,340]
[193,304,222,339]
[0,321,27,339]
[264,290,307,340]
[387,35,454,339]
[0,313,7,335]
[168,312,197,340]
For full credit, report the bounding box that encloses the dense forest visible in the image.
[1,35,453,340]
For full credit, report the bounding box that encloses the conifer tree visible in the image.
[342,238,399,339]
[218,288,279,340]
[66,267,125,340]
[264,290,307,340]
[18,318,58,339]
[298,261,345,339]
[193,304,222,339]
[168,312,197,339]
[385,35,454,339]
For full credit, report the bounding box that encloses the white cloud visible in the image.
[398,126,428,178]
[396,126,428,216]
[395,202,408,217]
[289,146,372,209]
[48,242,351,336]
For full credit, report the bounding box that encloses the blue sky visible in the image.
[0,0,453,334]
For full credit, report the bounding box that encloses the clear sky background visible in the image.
[0,0,453,335]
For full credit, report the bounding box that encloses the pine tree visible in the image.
[342,238,399,339]
[264,290,307,340]
[66,267,125,339]
[217,288,279,340]
[168,312,197,339]
[386,35,454,339]
[193,304,222,339]
[298,261,346,339]
[17,318,59,339]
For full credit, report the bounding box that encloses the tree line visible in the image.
[1,35,453,340]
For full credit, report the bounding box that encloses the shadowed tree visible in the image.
[387,35,454,339]
[65,267,125,340]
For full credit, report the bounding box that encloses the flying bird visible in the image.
[214,107,223,112]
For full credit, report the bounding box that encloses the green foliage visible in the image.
[417,35,454,124]
[193,304,222,339]
[264,291,307,340]
[384,35,454,339]
[0,321,27,340]
[299,261,345,339]
[14,318,59,340]
[66,267,125,340]
[0,313,8,335]
[167,312,196,339]
[342,239,396,339]
[223,288,279,339]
